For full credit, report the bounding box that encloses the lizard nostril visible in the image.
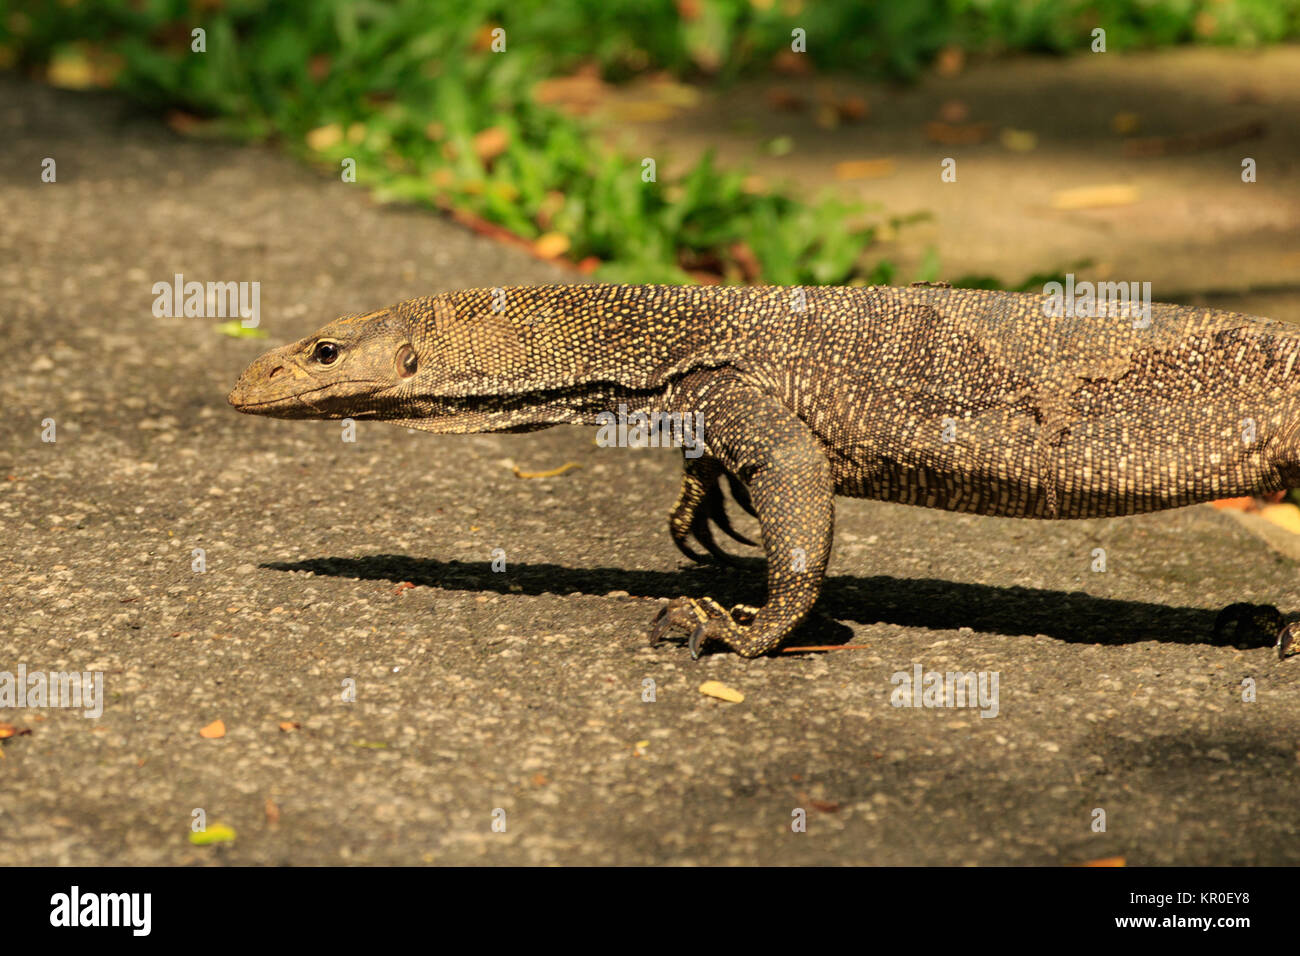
[268,365,284,380]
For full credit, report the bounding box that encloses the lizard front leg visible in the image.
[651,374,834,658]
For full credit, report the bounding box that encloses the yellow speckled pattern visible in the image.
[230,283,1300,657]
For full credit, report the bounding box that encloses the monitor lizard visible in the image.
[227,283,1300,658]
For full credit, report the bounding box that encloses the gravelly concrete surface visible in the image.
[2,74,1299,866]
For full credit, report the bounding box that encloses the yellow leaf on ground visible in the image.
[699,680,744,703]
[189,823,236,845]
[1051,184,1139,210]
[512,461,581,479]
[215,320,267,339]
[199,719,226,739]
[1259,503,1300,535]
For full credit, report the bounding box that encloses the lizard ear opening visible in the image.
[396,344,418,378]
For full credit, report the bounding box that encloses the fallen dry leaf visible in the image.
[472,126,510,164]
[305,124,343,152]
[1125,120,1264,158]
[166,111,208,135]
[612,101,679,123]
[512,461,581,479]
[533,64,609,116]
[265,798,281,825]
[278,721,300,732]
[199,719,226,739]
[925,122,991,145]
[935,46,965,77]
[1076,856,1127,867]
[765,88,805,112]
[837,96,869,122]
[938,99,969,124]
[1050,184,1139,210]
[533,232,571,259]
[699,680,744,703]
[834,158,896,181]
[772,49,812,76]
[1259,503,1300,535]
[189,823,236,846]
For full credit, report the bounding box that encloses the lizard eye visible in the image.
[313,341,340,365]
[396,344,417,378]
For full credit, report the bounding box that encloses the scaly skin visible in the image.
[228,284,1300,657]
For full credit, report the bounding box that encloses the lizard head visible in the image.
[227,308,416,419]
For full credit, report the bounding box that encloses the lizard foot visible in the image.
[1213,602,1295,654]
[649,597,764,659]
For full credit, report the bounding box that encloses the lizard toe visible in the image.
[653,598,773,658]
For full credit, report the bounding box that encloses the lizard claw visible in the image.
[648,604,678,645]
[1279,622,1299,660]
[725,472,758,519]
[668,466,758,566]
[688,622,709,660]
[707,482,757,547]
[650,597,769,658]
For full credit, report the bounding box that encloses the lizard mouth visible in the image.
[226,379,388,417]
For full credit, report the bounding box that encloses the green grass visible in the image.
[0,0,892,285]
[2,0,1296,285]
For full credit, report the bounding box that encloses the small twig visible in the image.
[1125,119,1265,157]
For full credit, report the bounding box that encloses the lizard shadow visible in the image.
[263,554,1254,649]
